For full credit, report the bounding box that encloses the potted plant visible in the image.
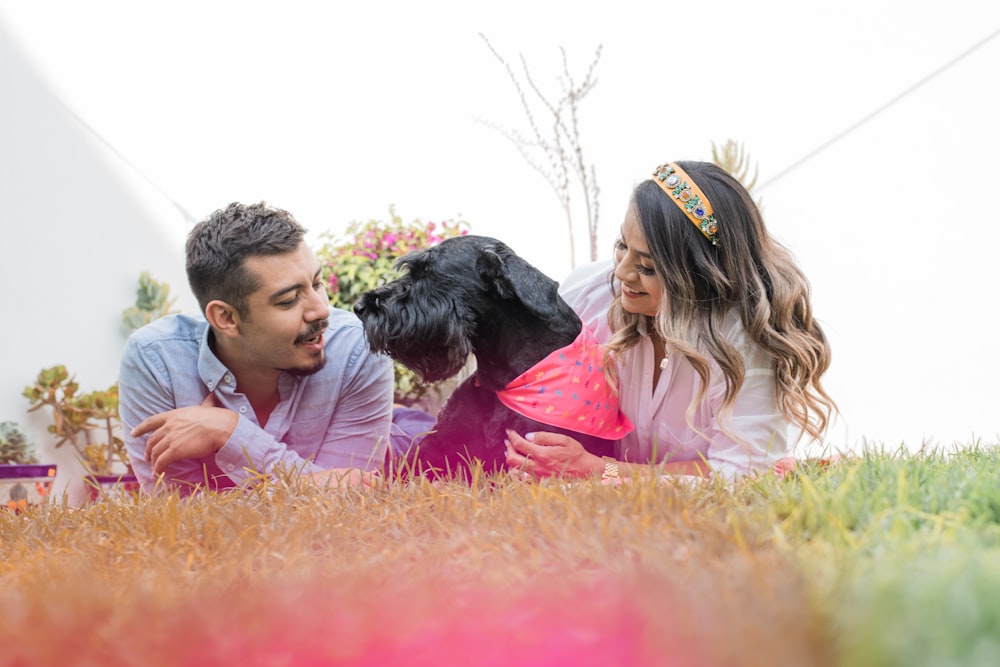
[121,270,178,335]
[0,420,57,511]
[22,365,136,502]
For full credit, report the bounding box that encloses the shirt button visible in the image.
[239,406,247,413]
[224,374,232,384]
[207,381,214,389]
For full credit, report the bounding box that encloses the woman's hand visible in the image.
[504,430,604,479]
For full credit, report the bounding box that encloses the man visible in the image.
[119,202,394,494]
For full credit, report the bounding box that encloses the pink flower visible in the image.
[774,455,841,480]
[773,458,799,480]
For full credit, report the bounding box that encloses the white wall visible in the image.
[1,25,198,503]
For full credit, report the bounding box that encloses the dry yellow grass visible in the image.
[0,471,831,667]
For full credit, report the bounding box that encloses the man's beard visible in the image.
[287,353,327,377]
[287,319,330,377]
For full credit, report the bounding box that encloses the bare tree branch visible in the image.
[478,33,603,267]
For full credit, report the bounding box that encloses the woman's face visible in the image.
[613,206,663,318]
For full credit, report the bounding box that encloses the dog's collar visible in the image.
[496,327,634,440]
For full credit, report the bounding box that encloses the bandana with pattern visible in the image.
[496,327,634,439]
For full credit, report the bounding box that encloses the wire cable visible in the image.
[50,90,198,223]
[758,27,1000,191]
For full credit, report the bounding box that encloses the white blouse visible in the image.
[559,261,790,480]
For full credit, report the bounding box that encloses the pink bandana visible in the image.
[496,327,634,439]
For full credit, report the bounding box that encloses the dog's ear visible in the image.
[394,248,427,274]
[477,245,563,320]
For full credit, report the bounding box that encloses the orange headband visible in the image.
[652,163,719,246]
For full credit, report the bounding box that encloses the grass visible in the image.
[1,444,999,666]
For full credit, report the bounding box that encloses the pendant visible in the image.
[659,355,670,370]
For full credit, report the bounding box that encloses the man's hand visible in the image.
[132,392,239,474]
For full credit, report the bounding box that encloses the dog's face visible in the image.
[353,235,564,383]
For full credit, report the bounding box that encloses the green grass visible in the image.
[1,444,998,666]
[753,444,1000,666]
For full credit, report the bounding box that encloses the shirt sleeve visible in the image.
[700,320,790,480]
[558,260,616,343]
[118,331,219,490]
[295,340,394,471]
[119,335,162,488]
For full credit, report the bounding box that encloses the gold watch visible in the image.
[601,456,620,481]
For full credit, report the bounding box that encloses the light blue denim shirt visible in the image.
[119,306,394,494]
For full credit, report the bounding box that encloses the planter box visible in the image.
[85,473,140,502]
[0,464,57,511]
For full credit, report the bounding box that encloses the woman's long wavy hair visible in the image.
[605,161,836,444]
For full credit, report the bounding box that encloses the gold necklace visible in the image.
[655,332,670,370]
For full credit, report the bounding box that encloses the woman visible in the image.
[505,160,836,481]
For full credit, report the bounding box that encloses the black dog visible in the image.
[354,235,626,480]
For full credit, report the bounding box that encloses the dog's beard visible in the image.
[359,303,473,383]
[384,340,470,383]
[364,316,472,383]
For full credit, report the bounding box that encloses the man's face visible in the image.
[232,242,330,378]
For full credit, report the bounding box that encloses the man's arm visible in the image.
[310,346,394,470]
[118,332,228,490]
[119,328,328,491]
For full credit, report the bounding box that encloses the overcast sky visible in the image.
[2,0,998,454]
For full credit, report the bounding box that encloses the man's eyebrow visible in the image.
[268,283,301,301]
[267,268,322,301]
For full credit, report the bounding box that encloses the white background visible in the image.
[2,1,998,478]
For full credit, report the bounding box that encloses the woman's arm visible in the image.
[504,430,711,480]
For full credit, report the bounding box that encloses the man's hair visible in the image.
[186,202,307,319]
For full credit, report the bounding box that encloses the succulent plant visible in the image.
[0,420,38,465]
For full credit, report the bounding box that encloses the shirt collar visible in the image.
[197,326,234,393]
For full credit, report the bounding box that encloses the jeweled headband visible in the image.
[652,162,720,246]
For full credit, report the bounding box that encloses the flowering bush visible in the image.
[316,207,468,405]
